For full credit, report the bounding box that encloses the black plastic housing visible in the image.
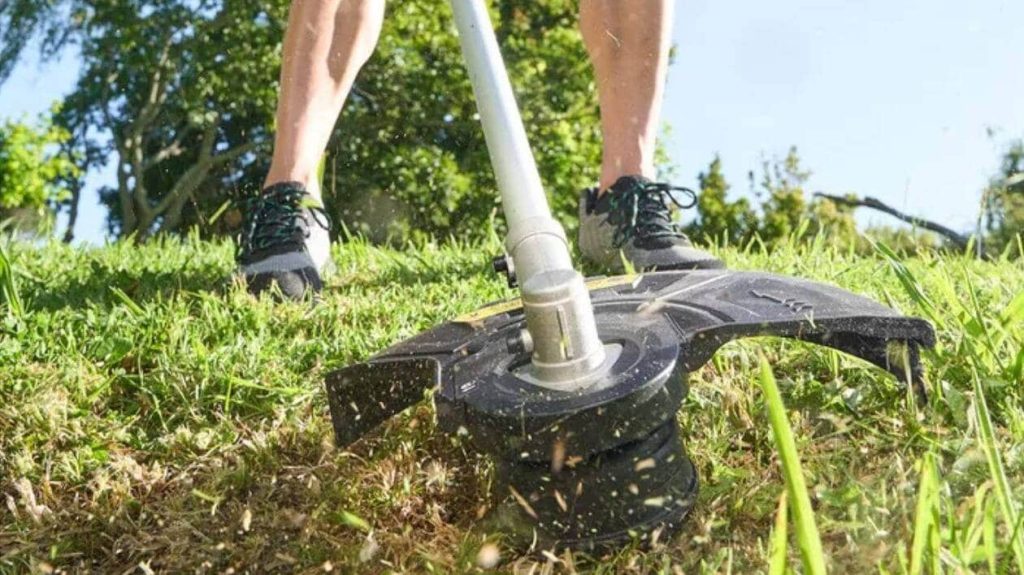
[324,270,936,550]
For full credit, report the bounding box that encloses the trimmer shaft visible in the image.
[448,0,607,389]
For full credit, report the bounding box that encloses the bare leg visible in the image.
[580,0,674,192]
[264,0,386,200]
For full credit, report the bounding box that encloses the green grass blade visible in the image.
[999,290,1024,329]
[759,356,828,575]
[769,491,790,575]
[908,452,938,575]
[206,199,232,226]
[984,497,998,574]
[928,495,941,575]
[0,240,24,319]
[110,286,145,316]
[972,373,1024,573]
[335,510,371,533]
[872,240,941,327]
[959,483,991,568]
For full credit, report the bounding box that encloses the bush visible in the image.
[0,107,78,230]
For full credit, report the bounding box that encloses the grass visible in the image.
[0,233,1022,573]
[758,357,826,575]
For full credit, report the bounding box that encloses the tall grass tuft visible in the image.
[972,373,1024,573]
[872,240,941,328]
[0,240,24,319]
[759,355,828,575]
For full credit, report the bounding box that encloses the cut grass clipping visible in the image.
[759,354,828,575]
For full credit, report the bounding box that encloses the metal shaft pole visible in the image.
[449,0,607,389]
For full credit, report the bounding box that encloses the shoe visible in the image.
[578,175,724,272]
[236,182,332,300]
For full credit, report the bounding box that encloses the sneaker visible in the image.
[236,182,332,300]
[578,175,724,272]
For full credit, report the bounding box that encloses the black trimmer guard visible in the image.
[325,270,935,551]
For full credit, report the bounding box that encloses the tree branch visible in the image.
[124,41,182,231]
[155,140,261,233]
[151,115,258,220]
[143,123,197,170]
[134,36,175,138]
[813,191,974,252]
[62,183,82,244]
[213,142,259,168]
[98,99,137,234]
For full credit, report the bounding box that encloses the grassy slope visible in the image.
[1,236,1022,574]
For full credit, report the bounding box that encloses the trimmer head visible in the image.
[325,270,935,551]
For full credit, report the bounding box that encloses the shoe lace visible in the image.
[608,181,698,248]
[236,186,330,259]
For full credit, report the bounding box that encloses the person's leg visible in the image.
[264,0,386,200]
[577,1,723,272]
[580,0,673,192]
[239,0,385,299]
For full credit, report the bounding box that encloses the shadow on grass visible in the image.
[24,259,233,313]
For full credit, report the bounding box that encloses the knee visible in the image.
[338,0,386,23]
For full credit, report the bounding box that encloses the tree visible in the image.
[806,190,858,244]
[687,155,757,245]
[3,0,601,243]
[4,0,295,239]
[756,146,810,242]
[753,147,857,246]
[64,0,281,239]
[0,108,79,231]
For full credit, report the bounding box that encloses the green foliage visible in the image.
[806,190,858,242]
[687,155,757,245]
[688,148,859,250]
[758,149,857,248]
[60,0,285,238]
[983,139,1024,256]
[0,240,24,319]
[328,0,600,242]
[0,108,78,219]
[757,146,811,242]
[0,0,76,83]
[5,0,599,242]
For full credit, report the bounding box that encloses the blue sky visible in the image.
[1,0,1021,244]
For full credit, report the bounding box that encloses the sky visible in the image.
[1,0,1022,244]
